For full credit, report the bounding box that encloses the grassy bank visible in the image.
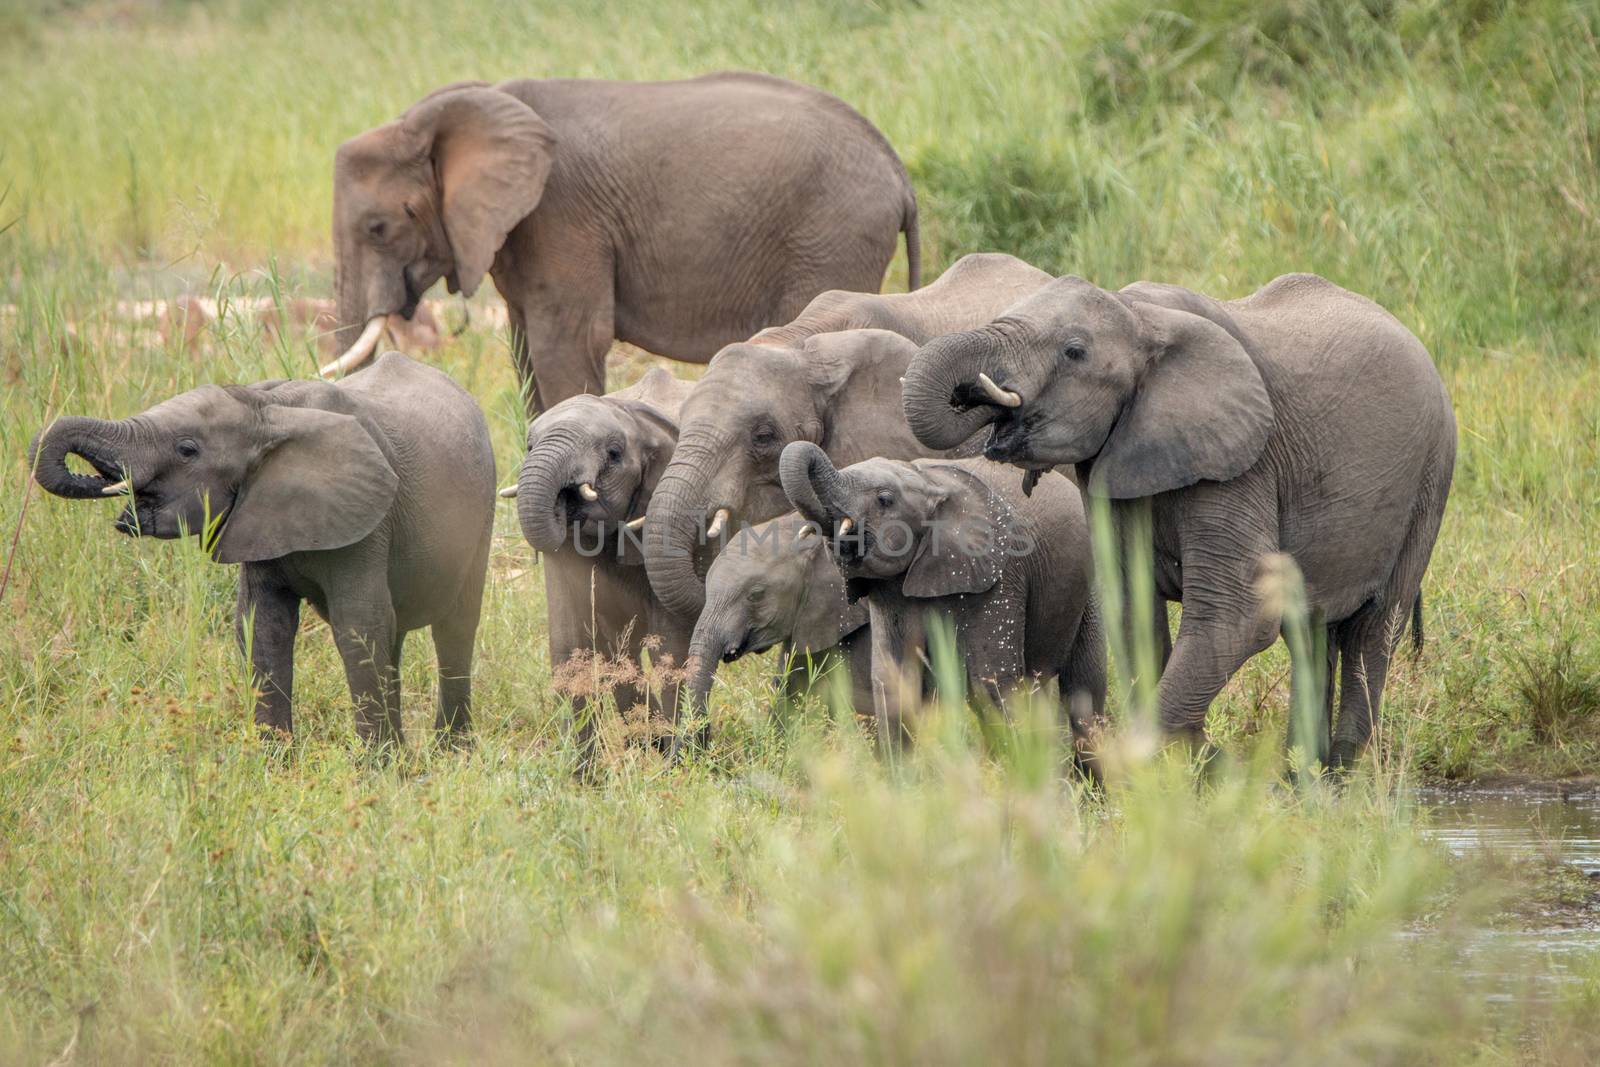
[2,0,1599,1060]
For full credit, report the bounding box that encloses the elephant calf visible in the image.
[29,353,495,748]
[780,444,1105,760]
[677,511,872,757]
[509,367,696,741]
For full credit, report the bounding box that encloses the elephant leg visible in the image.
[432,540,486,744]
[508,290,614,415]
[1062,609,1108,780]
[869,607,922,751]
[430,606,478,745]
[235,563,300,736]
[329,596,404,751]
[1329,472,1450,769]
[1158,610,1278,750]
[1329,602,1404,768]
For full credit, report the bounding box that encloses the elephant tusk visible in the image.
[837,517,854,536]
[497,484,519,499]
[976,372,1023,408]
[101,479,131,496]
[577,483,600,502]
[625,515,646,530]
[319,316,387,379]
[706,508,730,539]
[795,524,817,543]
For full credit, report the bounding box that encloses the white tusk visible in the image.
[498,484,519,499]
[625,515,646,530]
[706,507,730,539]
[795,524,817,543]
[101,479,131,496]
[976,372,1023,408]
[838,517,854,536]
[577,483,599,502]
[319,316,386,379]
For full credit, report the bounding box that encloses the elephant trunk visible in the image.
[684,607,739,723]
[643,429,733,618]
[28,416,138,499]
[516,431,585,552]
[332,228,367,356]
[779,442,852,528]
[901,329,1010,450]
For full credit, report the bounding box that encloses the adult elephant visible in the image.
[327,72,919,411]
[901,274,1456,768]
[642,255,1055,618]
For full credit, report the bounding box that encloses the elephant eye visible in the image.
[877,491,893,508]
[176,438,200,460]
[749,586,766,601]
[1064,342,1087,362]
[606,444,623,464]
[366,218,387,240]
[751,427,778,448]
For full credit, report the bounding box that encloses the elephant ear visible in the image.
[617,399,680,510]
[790,531,869,652]
[213,407,398,564]
[902,464,1004,599]
[1090,302,1274,500]
[404,86,556,299]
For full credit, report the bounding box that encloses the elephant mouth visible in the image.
[983,415,1032,464]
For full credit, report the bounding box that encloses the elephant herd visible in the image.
[28,72,1456,773]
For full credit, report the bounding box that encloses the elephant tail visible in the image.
[901,190,922,291]
[1410,592,1424,658]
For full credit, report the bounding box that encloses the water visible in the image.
[1416,786,1600,999]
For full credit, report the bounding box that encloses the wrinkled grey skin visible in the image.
[334,72,918,413]
[645,328,988,619]
[515,367,696,748]
[29,353,495,748]
[780,445,1105,764]
[677,512,872,757]
[902,273,1456,767]
[748,252,1050,348]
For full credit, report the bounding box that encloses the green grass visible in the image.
[3,0,1600,1061]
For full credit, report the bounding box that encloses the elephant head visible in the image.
[684,512,868,722]
[513,386,678,557]
[779,444,1009,598]
[900,277,1275,499]
[330,82,556,371]
[30,382,398,561]
[643,328,924,617]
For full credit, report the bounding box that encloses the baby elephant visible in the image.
[677,512,872,757]
[509,367,696,742]
[780,444,1104,760]
[29,352,495,748]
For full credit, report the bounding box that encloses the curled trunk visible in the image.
[643,430,732,618]
[29,416,135,499]
[778,442,852,528]
[901,330,1007,450]
[516,435,581,552]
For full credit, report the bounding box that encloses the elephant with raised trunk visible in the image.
[510,367,696,746]
[779,446,1104,763]
[677,512,872,757]
[900,273,1456,767]
[29,353,495,749]
[329,72,919,410]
